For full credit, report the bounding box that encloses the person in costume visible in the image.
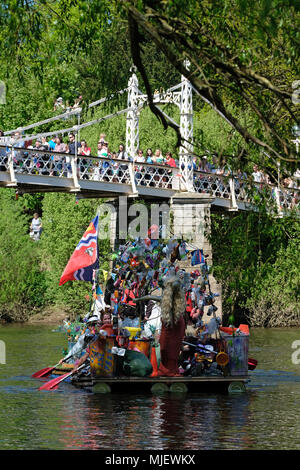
[157,276,186,377]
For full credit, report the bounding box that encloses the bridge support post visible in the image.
[170,192,222,322]
[229,177,238,211]
[7,146,17,187]
[126,67,139,159]
[179,60,194,192]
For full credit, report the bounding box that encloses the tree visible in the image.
[40,193,110,316]
[0,189,46,321]
[122,0,299,175]
[1,0,298,178]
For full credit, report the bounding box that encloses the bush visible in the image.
[245,239,300,327]
[0,189,46,321]
[40,193,110,317]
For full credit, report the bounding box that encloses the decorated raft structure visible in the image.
[44,217,254,394]
[52,322,251,394]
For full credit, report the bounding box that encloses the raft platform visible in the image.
[70,374,250,394]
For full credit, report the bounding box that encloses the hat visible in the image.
[57,97,63,102]
[87,315,99,324]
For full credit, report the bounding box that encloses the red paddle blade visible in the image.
[39,373,69,391]
[32,367,54,378]
[248,358,258,370]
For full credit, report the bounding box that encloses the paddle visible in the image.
[38,363,86,391]
[32,354,73,378]
[248,358,258,370]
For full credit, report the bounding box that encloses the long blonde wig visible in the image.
[160,276,186,328]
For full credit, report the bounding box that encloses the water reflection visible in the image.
[0,325,300,450]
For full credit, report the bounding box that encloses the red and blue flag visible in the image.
[59,215,99,286]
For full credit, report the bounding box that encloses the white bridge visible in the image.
[0,66,298,215]
[0,146,298,214]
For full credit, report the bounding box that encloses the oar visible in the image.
[248,357,258,370]
[38,363,86,391]
[32,354,73,378]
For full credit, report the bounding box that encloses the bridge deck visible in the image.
[0,146,298,212]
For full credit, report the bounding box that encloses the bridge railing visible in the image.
[0,145,299,213]
[193,170,299,213]
[133,161,181,190]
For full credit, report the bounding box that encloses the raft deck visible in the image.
[71,374,250,393]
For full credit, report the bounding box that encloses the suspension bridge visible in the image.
[0,66,298,215]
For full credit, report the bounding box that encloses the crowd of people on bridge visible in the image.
[0,128,299,208]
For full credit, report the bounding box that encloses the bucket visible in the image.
[128,339,151,358]
[223,335,249,376]
[124,327,141,340]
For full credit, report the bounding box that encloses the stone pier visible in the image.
[106,193,222,321]
[170,192,222,322]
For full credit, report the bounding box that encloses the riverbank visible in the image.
[27,306,71,324]
[0,306,70,325]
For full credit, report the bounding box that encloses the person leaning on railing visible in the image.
[78,139,91,179]
[10,131,25,172]
[164,151,177,188]
[117,143,130,183]
[49,137,67,176]
[99,141,112,182]
[134,149,145,185]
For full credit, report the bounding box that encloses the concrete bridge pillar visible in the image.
[106,193,222,321]
[170,192,222,322]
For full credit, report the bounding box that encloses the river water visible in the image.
[0,324,300,450]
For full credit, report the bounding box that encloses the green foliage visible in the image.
[0,189,46,321]
[209,210,300,327]
[245,238,300,327]
[0,0,298,325]
[40,193,110,316]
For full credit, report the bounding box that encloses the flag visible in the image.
[191,249,205,266]
[59,215,99,286]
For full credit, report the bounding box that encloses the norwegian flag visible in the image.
[59,215,99,286]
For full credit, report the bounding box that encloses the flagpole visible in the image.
[91,209,101,318]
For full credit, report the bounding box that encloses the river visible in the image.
[0,324,300,450]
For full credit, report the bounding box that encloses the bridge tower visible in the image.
[126,67,140,159]
[179,60,194,192]
[125,63,195,192]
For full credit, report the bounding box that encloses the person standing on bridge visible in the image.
[165,152,176,168]
[50,136,67,176]
[117,143,129,183]
[154,148,164,165]
[11,131,25,172]
[66,133,80,178]
[146,148,153,164]
[78,139,91,179]
[134,149,145,185]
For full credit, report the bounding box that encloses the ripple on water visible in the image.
[0,325,300,449]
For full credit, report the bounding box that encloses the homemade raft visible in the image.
[52,329,250,394]
[52,232,252,394]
